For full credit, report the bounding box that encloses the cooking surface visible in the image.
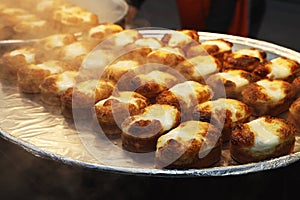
[1,31,300,177]
[1,0,300,199]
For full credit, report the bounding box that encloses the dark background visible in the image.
[1,137,300,200]
[1,0,300,199]
[135,0,300,52]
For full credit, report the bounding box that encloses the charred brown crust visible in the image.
[17,66,52,93]
[122,119,163,153]
[39,75,59,93]
[60,80,114,119]
[231,124,255,147]
[222,49,266,72]
[121,104,181,153]
[161,30,200,48]
[253,57,300,82]
[292,77,300,97]
[147,49,185,68]
[155,122,222,169]
[156,141,221,169]
[242,80,295,116]
[252,62,272,79]
[87,23,123,41]
[156,90,181,110]
[192,99,251,142]
[116,48,152,64]
[174,56,222,83]
[230,117,296,164]
[130,72,179,99]
[200,39,233,58]
[223,55,260,72]
[242,83,270,103]
[1,50,35,79]
[94,92,149,138]
[288,97,300,132]
[177,29,200,41]
[230,138,295,164]
[206,70,258,99]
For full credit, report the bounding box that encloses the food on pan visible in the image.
[9,0,65,17]
[119,37,163,64]
[128,37,163,50]
[103,29,142,49]
[223,48,267,72]
[0,5,51,39]
[253,57,300,82]
[155,121,222,169]
[200,38,233,63]
[0,0,100,40]
[147,46,185,68]
[0,7,29,26]
[39,70,78,106]
[0,7,34,39]
[130,70,179,100]
[0,1,299,170]
[33,33,78,62]
[61,79,114,119]
[206,69,258,99]
[174,54,222,83]
[17,60,67,93]
[192,98,251,142]
[76,49,117,82]
[37,33,78,52]
[292,77,300,97]
[33,0,66,17]
[53,41,97,69]
[94,91,149,138]
[161,29,200,48]
[101,60,141,90]
[0,5,45,39]
[52,4,99,33]
[230,116,296,164]
[121,104,180,153]
[177,29,200,41]
[156,81,213,120]
[13,18,51,39]
[241,79,295,116]
[84,23,124,44]
[288,97,300,132]
[52,4,99,26]
[1,47,37,79]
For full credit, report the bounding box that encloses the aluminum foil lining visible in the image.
[1,31,300,177]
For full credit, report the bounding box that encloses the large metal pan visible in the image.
[1,30,300,177]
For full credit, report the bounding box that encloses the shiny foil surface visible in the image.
[1,31,300,177]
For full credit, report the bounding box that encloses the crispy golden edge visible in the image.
[241,80,295,116]
[230,117,296,163]
[155,121,222,169]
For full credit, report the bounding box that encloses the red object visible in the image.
[176,0,249,36]
[176,0,211,30]
[228,0,249,37]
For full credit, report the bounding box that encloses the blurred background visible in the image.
[1,0,300,199]
[132,0,300,51]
